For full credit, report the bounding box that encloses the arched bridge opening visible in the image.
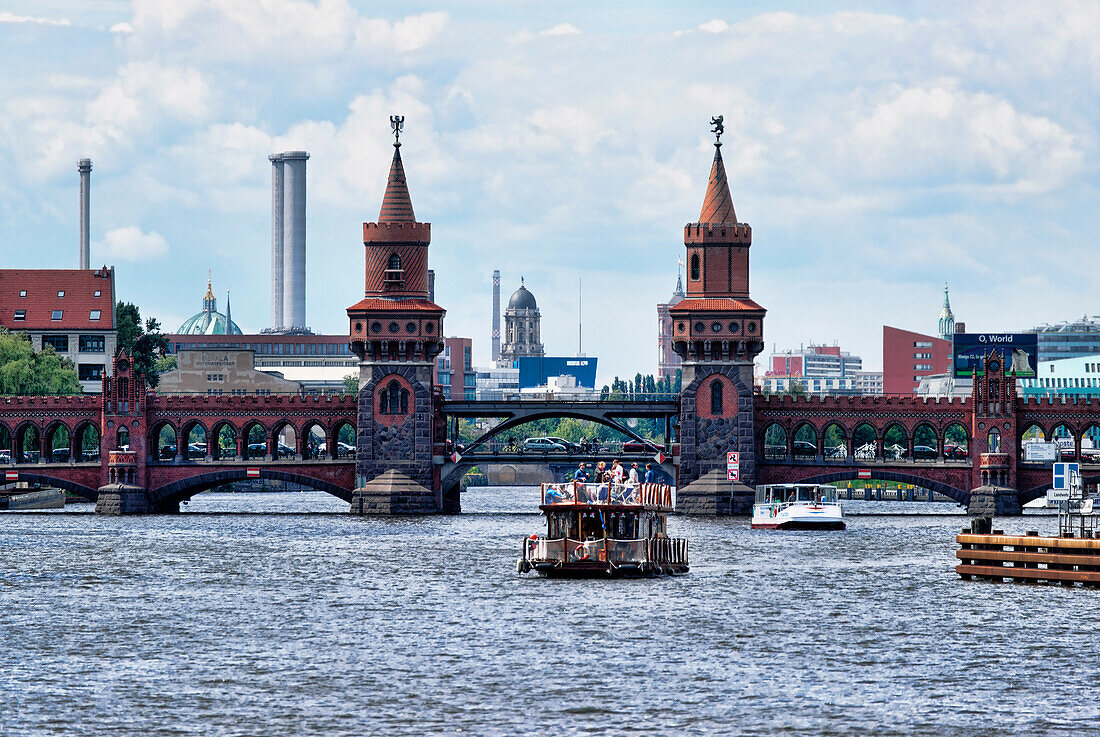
[762,469,970,507]
[149,469,353,510]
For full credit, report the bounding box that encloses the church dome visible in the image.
[177,278,243,335]
[507,281,537,311]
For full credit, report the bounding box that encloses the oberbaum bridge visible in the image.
[1,119,1092,516]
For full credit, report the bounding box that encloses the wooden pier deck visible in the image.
[957,531,1100,586]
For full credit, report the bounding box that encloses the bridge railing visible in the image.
[541,482,674,509]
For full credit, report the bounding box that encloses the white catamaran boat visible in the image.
[752,484,845,530]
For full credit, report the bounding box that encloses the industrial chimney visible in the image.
[269,151,309,331]
[78,158,91,270]
[492,269,501,362]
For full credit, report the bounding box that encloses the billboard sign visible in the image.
[952,333,1037,378]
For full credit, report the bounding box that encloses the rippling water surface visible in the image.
[2,488,1097,736]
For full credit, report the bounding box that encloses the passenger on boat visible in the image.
[643,463,656,483]
[612,460,624,483]
[595,461,606,481]
[574,463,588,482]
[628,463,639,484]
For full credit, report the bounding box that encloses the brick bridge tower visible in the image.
[347,121,446,514]
[95,350,161,514]
[968,352,1021,515]
[671,123,766,514]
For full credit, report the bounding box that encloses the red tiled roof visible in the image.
[347,298,444,314]
[378,145,416,223]
[0,267,115,330]
[669,298,764,312]
[698,146,737,225]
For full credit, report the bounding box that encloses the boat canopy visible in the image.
[755,484,838,504]
[541,481,674,510]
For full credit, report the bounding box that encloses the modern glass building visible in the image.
[1029,316,1100,362]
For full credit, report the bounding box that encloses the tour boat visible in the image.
[0,488,67,511]
[517,481,689,578]
[752,483,845,530]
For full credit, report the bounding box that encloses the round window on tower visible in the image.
[694,322,705,332]
[425,322,434,333]
[729,322,740,333]
[711,322,723,333]
[748,322,757,334]
[388,322,400,334]
[354,322,363,334]
[406,322,417,333]
[677,322,685,333]
[371,322,382,333]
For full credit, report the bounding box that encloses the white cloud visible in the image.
[698,19,729,33]
[0,12,70,26]
[542,23,581,36]
[109,22,134,34]
[124,0,448,62]
[93,227,170,262]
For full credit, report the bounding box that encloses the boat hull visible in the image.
[752,503,845,530]
[0,489,66,510]
[523,560,689,578]
[751,520,846,530]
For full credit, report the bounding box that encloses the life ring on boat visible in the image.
[575,546,590,561]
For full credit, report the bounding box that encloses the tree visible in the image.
[343,374,359,394]
[0,329,82,395]
[116,302,170,388]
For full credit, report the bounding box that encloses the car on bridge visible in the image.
[318,441,356,458]
[912,445,937,460]
[792,440,817,458]
[546,437,580,454]
[943,443,967,460]
[523,437,569,453]
[621,440,664,453]
[49,448,70,463]
[0,450,10,464]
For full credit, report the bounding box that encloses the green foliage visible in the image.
[0,329,82,395]
[154,355,177,375]
[343,374,359,394]
[784,379,807,397]
[116,302,170,388]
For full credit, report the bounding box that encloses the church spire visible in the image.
[938,282,955,340]
[203,270,216,313]
[379,143,416,222]
[698,144,736,225]
[225,289,233,334]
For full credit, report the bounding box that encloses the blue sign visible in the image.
[516,356,598,389]
[1053,462,1079,491]
[952,333,1038,378]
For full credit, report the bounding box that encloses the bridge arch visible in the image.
[883,423,908,459]
[15,422,39,463]
[944,422,969,458]
[762,422,787,461]
[331,420,355,459]
[243,421,267,459]
[792,422,816,458]
[5,471,98,501]
[822,422,846,460]
[151,420,178,462]
[210,420,238,461]
[0,422,10,457]
[149,469,353,508]
[44,421,70,463]
[853,422,877,459]
[460,409,658,453]
[181,420,208,461]
[781,469,970,506]
[73,421,100,463]
[272,420,298,459]
[301,420,327,460]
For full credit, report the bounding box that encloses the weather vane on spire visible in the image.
[390,115,405,147]
[710,115,724,146]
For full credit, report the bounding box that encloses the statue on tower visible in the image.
[710,115,724,145]
[390,114,405,146]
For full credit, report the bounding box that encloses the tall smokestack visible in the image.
[492,269,501,362]
[280,151,309,330]
[78,158,91,270]
[269,153,285,329]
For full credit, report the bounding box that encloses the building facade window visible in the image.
[710,379,723,415]
[89,310,101,321]
[690,254,700,280]
[51,310,63,320]
[43,335,69,352]
[79,335,105,352]
[78,364,104,381]
[379,380,409,415]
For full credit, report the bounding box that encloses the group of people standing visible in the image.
[573,460,659,485]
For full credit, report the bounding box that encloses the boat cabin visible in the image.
[755,484,839,506]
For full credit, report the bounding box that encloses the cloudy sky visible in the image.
[2,1,1098,383]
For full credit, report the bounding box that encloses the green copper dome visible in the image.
[177,278,243,335]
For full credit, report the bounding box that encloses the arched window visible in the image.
[710,379,723,415]
[690,254,700,280]
[380,380,410,415]
[387,253,401,270]
[988,427,1001,454]
[117,427,130,450]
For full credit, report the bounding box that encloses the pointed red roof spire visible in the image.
[698,144,736,225]
[379,144,416,222]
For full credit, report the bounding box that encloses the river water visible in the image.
[1,488,1097,736]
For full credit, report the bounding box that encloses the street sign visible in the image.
[858,469,871,480]
[4,470,17,482]
[653,452,666,464]
[450,452,462,463]
[247,467,260,479]
[726,452,739,482]
[1081,499,1094,515]
[1047,487,1070,502]
[1053,462,1079,491]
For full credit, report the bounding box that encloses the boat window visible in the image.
[797,488,815,502]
